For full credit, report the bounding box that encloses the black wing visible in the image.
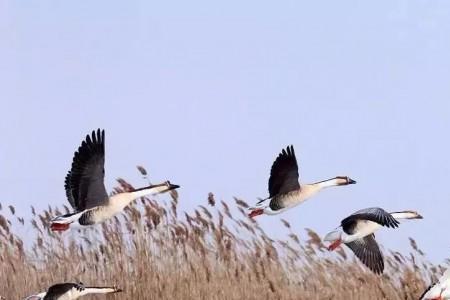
[341,207,399,234]
[44,283,83,300]
[268,145,300,198]
[346,234,384,274]
[65,129,108,211]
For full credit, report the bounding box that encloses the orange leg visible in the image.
[328,239,342,251]
[248,209,264,218]
[50,222,70,232]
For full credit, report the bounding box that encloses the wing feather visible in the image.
[64,129,108,211]
[341,207,399,234]
[44,283,83,300]
[268,145,300,198]
[346,235,384,274]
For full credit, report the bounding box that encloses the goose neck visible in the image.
[312,178,339,189]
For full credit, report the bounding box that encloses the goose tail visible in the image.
[50,211,84,231]
[248,197,271,218]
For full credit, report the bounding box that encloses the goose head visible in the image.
[161,181,180,193]
[401,210,423,219]
[335,176,356,185]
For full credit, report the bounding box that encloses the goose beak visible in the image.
[348,178,356,184]
[167,182,180,190]
[415,213,423,219]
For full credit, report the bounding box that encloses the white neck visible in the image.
[313,178,340,189]
[110,185,169,211]
[80,287,118,296]
[390,211,419,220]
[112,185,170,209]
[297,182,333,202]
[129,185,169,199]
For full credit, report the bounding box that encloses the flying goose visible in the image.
[248,145,356,218]
[420,268,450,300]
[324,207,423,274]
[24,282,122,300]
[50,129,180,231]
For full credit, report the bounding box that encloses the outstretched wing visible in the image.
[65,129,108,211]
[346,234,384,274]
[268,145,300,198]
[44,283,83,300]
[341,207,399,234]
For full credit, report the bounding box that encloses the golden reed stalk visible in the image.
[0,168,442,299]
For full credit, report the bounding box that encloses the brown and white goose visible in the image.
[420,268,450,300]
[24,282,122,300]
[50,129,180,231]
[324,207,423,274]
[248,145,356,218]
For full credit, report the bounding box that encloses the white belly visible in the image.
[89,205,122,224]
[89,194,134,223]
[344,220,382,242]
[58,289,81,300]
[278,190,309,209]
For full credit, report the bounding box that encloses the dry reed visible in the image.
[0,167,442,299]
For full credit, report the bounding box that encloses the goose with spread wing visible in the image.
[324,207,423,274]
[50,129,179,231]
[248,145,356,218]
[24,282,122,300]
[420,268,450,300]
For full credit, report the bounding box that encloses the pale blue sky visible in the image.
[1,1,450,262]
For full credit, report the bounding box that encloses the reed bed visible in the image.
[0,169,444,299]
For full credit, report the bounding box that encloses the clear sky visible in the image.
[1,1,450,262]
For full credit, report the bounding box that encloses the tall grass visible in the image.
[0,168,443,299]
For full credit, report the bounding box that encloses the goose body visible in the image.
[324,207,423,274]
[24,283,122,300]
[50,129,179,231]
[420,269,450,300]
[248,145,356,217]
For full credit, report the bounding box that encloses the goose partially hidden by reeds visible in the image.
[50,129,180,231]
[248,145,356,218]
[324,207,423,274]
[24,282,122,300]
[420,268,450,300]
